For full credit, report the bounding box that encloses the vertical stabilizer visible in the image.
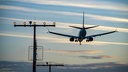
[83,11,85,28]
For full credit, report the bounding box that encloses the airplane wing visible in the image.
[86,30,117,38]
[49,31,78,38]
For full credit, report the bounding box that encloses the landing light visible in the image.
[13,22,16,25]
[53,22,56,26]
[43,22,46,25]
[24,22,26,27]
[34,22,36,25]
[24,22,26,25]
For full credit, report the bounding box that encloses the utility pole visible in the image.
[13,21,55,72]
[37,62,64,72]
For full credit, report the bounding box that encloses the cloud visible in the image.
[45,50,102,54]
[1,17,128,33]
[0,5,38,12]
[79,55,113,59]
[1,17,128,45]
[57,22,128,32]
[1,5,128,23]
[1,61,128,72]
[58,40,128,46]
[0,32,128,46]
[14,0,128,11]
[0,33,32,38]
[93,26,128,33]
[85,14,128,23]
[0,33,59,41]
[91,41,128,46]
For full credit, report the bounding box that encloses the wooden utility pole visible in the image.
[13,21,55,72]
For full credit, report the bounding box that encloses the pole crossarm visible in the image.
[37,64,64,72]
[14,25,55,27]
[37,64,64,66]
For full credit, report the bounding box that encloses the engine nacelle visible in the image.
[86,36,93,42]
[70,37,74,42]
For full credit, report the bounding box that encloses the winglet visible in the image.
[47,29,50,33]
[115,29,118,32]
[115,27,118,32]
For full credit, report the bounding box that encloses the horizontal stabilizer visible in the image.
[85,25,99,29]
[69,25,99,29]
[69,26,82,29]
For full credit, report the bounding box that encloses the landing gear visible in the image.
[75,39,78,42]
[79,42,81,45]
[86,40,89,42]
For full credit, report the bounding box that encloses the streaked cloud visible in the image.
[1,61,128,71]
[45,50,102,54]
[0,5,38,12]
[85,14,128,23]
[14,0,128,11]
[91,41,128,46]
[0,33,32,38]
[79,55,113,59]
[92,26,128,33]
[0,32,128,46]
[1,17,128,33]
[55,40,128,46]
[0,33,59,41]
[57,22,128,32]
[1,5,128,23]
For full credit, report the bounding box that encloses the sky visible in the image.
[0,0,128,68]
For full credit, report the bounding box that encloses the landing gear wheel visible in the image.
[75,40,78,42]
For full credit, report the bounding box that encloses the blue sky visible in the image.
[0,0,128,66]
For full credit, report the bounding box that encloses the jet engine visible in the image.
[70,37,74,42]
[86,36,93,42]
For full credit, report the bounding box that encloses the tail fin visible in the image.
[83,11,85,28]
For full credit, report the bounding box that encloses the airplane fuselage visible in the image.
[78,28,86,43]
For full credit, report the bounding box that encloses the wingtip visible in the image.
[69,26,73,27]
[96,25,100,27]
[112,30,118,33]
[115,29,118,32]
[114,29,118,32]
[115,30,118,32]
[47,29,50,33]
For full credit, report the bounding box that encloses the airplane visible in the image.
[48,12,117,45]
